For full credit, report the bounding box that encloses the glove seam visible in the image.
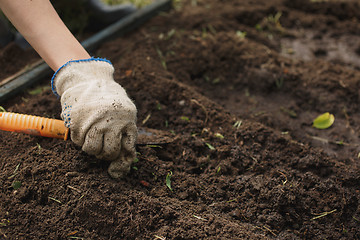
[51,57,112,97]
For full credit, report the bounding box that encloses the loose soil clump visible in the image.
[1,0,360,239]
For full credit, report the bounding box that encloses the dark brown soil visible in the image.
[1,0,360,239]
[0,42,39,81]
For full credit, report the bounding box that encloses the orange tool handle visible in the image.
[0,112,69,140]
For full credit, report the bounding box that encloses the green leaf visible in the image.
[214,133,224,139]
[0,106,6,112]
[166,171,173,191]
[12,181,22,190]
[180,116,190,122]
[146,145,162,148]
[205,142,215,150]
[312,112,335,129]
[27,86,50,95]
[236,30,247,39]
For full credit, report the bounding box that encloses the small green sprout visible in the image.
[280,107,297,118]
[166,29,176,40]
[207,24,216,34]
[36,143,42,153]
[12,181,22,190]
[180,116,190,122]
[146,145,162,148]
[233,120,242,129]
[154,235,166,240]
[312,112,335,129]
[156,47,167,70]
[0,106,6,112]
[212,77,221,84]
[48,196,62,204]
[255,24,263,31]
[311,209,337,221]
[166,171,173,191]
[8,163,21,179]
[336,140,344,145]
[27,86,50,95]
[0,219,9,227]
[275,77,284,88]
[205,142,215,150]
[214,133,224,139]
[216,166,221,174]
[132,157,139,171]
[101,0,152,8]
[236,30,247,39]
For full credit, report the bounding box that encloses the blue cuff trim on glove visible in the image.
[51,57,112,97]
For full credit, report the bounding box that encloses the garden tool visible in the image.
[0,112,69,140]
[0,112,174,145]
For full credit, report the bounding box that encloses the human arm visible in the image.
[0,0,138,178]
[0,0,90,70]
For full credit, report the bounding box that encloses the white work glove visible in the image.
[51,58,137,178]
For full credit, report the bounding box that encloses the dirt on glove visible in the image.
[1,0,360,239]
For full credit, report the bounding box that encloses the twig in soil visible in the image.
[0,229,7,239]
[48,196,62,204]
[8,163,21,179]
[227,198,238,203]
[277,170,288,185]
[142,113,151,125]
[311,209,337,221]
[78,190,89,200]
[246,156,258,170]
[254,225,277,237]
[263,225,277,237]
[193,215,207,221]
[67,230,79,236]
[67,185,81,193]
[191,99,208,125]
[154,235,166,240]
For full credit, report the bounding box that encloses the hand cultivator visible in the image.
[0,112,174,145]
[0,112,69,140]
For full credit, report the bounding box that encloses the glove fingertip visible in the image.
[108,160,131,179]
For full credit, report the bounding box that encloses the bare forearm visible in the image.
[0,0,90,70]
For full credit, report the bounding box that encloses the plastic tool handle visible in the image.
[0,112,69,140]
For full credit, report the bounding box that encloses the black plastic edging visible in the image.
[0,0,172,103]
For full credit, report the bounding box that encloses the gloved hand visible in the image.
[51,58,137,178]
